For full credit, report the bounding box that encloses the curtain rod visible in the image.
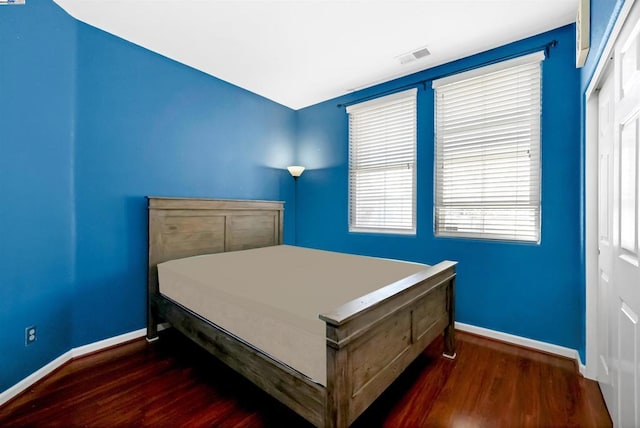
[337,40,558,109]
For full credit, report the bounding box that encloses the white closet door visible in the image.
[609,1,640,425]
[597,70,615,420]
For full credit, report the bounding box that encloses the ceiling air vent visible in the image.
[397,46,431,65]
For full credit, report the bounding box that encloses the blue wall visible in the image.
[296,25,583,355]
[72,22,297,346]
[2,0,602,395]
[581,0,626,89]
[1,1,296,391]
[0,1,76,391]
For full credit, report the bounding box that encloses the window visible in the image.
[433,51,543,242]
[348,88,417,234]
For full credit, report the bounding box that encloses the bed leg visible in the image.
[443,327,456,359]
[147,263,160,342]
[443,323,456,359]
[325,333,349,428]
[443,277,456,359]
[147,327,159,342]
[147,301,159,342]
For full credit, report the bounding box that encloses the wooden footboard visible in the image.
[321,261,456,427]
[147,197,456,428]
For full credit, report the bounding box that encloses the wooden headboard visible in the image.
[147,197,284,297]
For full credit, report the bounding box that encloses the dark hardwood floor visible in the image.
[0,330,611,427]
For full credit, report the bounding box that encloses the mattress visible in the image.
[157,245,429,386]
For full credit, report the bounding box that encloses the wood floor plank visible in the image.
[0,330,611,427]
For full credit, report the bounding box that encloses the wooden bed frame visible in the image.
[147,197,456,428]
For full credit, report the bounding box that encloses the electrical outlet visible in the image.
[25,325,36,345]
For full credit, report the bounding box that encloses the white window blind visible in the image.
[433,51,543,242]
[347,88,417,234]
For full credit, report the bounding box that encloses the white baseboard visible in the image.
[2,322,581,407]
[71,327,146,359]
[578,362,587,377]
[0,350,73,408]
[0,323,170,407]
[456,322,583,370]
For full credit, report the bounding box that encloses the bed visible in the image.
[147,197,456,428]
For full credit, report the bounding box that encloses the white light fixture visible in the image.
[0,0,26,4]
[287,165,305,179]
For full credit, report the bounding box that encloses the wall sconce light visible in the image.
[287,166,305,180]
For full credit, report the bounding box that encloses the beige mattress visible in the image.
[157,245,429,386]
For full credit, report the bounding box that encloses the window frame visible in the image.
[432,51,544,243]
[347,88,418,235]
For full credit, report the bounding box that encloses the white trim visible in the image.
[2,322,581,407]
[585,91,601,380]
[456,322,582,364]
[584,0,638,382]
[579,362,587,377]
[576,0,591,68]
[432,50,545,89]
[70,328,146,359]
[0,350,73,407]
[0,323,170,407]
[586,0,637,98]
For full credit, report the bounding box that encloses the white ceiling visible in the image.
[53,0,577,110]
